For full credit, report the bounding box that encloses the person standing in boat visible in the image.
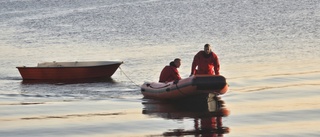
[191,44,222,132]
[190,44,220,76]
[159,58,182,83]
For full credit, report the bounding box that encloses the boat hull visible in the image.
[16,61,123,80]
[141,75,228,100]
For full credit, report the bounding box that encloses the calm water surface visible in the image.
[0,0,320,136]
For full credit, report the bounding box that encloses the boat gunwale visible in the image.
[141,80,194,93]
[16,61,123,68]
[141,75,228,96]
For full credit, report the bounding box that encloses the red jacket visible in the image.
[191,51,220,75]
[159,63,181,83]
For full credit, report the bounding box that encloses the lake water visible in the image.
[1,0,320,136]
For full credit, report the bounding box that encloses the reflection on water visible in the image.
[142,94,230,136]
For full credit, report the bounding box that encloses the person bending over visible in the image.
[159,58,181,83]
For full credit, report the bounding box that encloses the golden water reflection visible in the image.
[142,94,230,136]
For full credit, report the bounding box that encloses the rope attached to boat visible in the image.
[174,80,186,96]
[118,66,140,87]
[146,83,171,89]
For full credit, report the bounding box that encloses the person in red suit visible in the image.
[191,44,222,136]
[159,58,181,83]
[191,44,220,76]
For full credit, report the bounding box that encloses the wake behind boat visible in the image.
[16,61,123,80]
[141,75,228,100]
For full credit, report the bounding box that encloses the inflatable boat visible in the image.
[141,75,228,100]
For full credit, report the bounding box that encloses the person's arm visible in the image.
[212,53,220,75]
[170,67,181,81]
[175,69,181,80]
[191,52,199,75]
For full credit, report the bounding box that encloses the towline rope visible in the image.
[118,66,140,87]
